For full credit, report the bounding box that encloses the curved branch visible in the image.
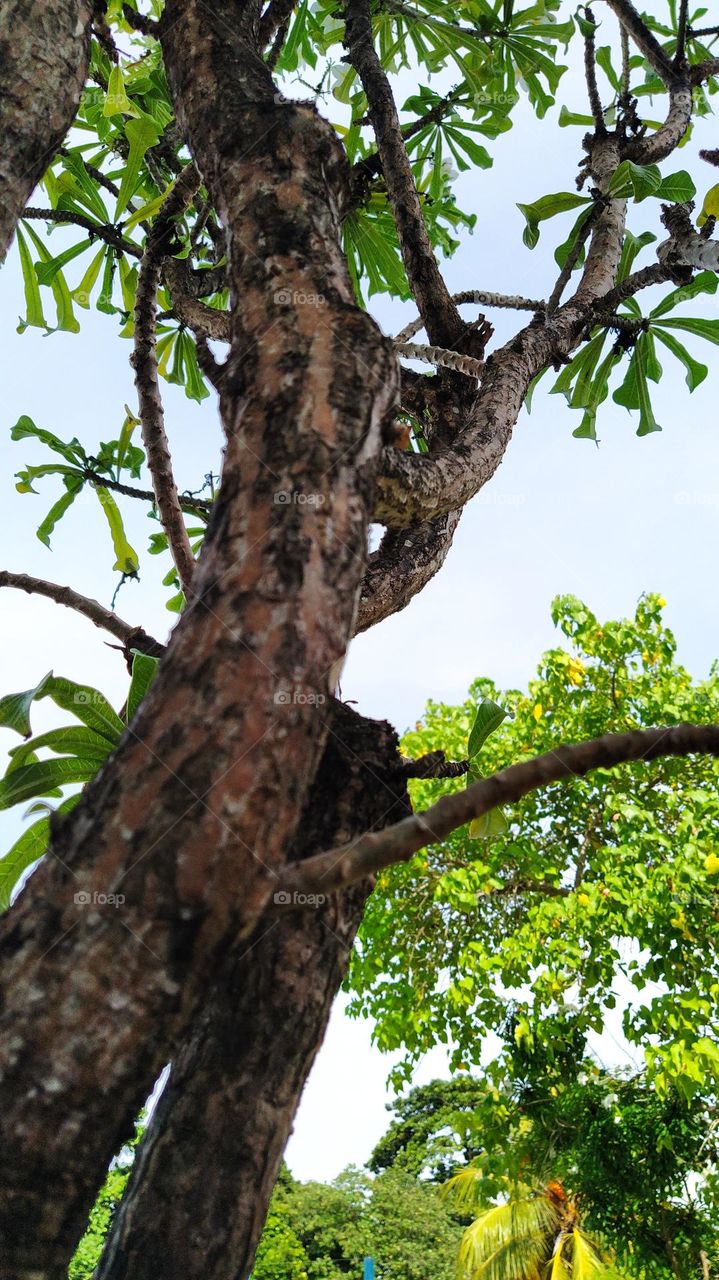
[83,468,212,516]
[0,570,163,660]
[343,0,463,347]
[624,79,693,164]
[355,509,462,632]
[285,723,719,895]
[131,165,201,595]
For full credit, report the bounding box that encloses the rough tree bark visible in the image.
[0,0,91,259]
[95,702,408,1280]
[0,0,398,1270]
[0,0,718,1275]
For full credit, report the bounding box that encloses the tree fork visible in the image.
[0,0,398,1271]
[95,702,409,1280]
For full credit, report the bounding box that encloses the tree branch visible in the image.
[0,570,163,662]
[83,467,212,517]
[22,207,142,259]
[583,8,606,130]
[343,0,464,348]
[602,0,678,83]
[285,723,719,896]
[394,290,544,342]
[131,164,201,596]
[395,341,485,378]
[259,0,296,49]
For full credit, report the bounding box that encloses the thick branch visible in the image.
[0,570,163,662]
[343,0,463,347]
[0,0,91,261]
[131,164,201,595]
[286,723,719,895]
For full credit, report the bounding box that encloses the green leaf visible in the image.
[0,814,51,910]
[653,328,708,391]
[608,160,662,201]
[34,238,91,288]
[73,244,107,309]
[469,806,510,840]
[93,485,140,573]
[126,651,160,723]
[517,191,591,249]
[0,673,52,738]
[41,675,124,744]
[468,698,509,759]
[8,726,112,771]
[0,758,100,811]
[11,414,87,463]
[115,113,162,219]
[15,226,48,331]
[22,222,80,333]
[123,182,174,232]
[649,270,718,318]
[698,182,719,227]
[617,229,656,283]
[655,170,696,203]
[104,65,141,117]
[558,105,595,128]
[36,476,83,548]
[654,316,719,346]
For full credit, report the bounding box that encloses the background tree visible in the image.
[1,0,719,1276]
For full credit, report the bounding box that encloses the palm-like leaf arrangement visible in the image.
[443,1170,617,1280]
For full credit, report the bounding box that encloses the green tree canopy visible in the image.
[348,594,719,1100]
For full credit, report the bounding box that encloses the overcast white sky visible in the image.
[1,28,718,1183]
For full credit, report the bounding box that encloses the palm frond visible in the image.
[442,1167,490,1212]
[548,1231,572,1280]
[456,1198,560,1280]
[567,1228,613,1280]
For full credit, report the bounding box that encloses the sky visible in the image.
[1,20,718,1184]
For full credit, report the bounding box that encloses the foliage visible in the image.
[0,653,159,909]
[253,1165,463,1280]
[373,1072,719,1279]
[69,1117,144,1279]
[8,0,719,601]
[347,594,719,1100]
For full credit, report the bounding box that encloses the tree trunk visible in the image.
[0,0,91,259]
[95,702,408,1280]
[0,0,399,1270]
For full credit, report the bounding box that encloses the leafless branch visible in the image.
[131,164,201,596]
[22,208,141,259]
[602,0,678,84]
[259,0,296,48]
[284,723,719,896]
[395,341,484,379]
[394,290,544,342]
[0,569,163,660]
[83,468,211,516]
[583,8,606,129]
[399,751,469,779]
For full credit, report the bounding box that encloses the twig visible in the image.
[602,0,678,85]
[583,7,606,130]
[83,467,211,516]
[131,164,202,596]
[620,25,631,98]
[547,204,602,312]
[400,752,469,779]
[0,570,163,661]
[394,290,544,342]
[122,3,160,36]
[22,208,141,259]
[675,0,689,64]
[343,0,463,347]
[395,341,484,379]
[284,722,719,896]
